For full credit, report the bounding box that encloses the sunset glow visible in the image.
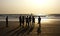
[35,18,52,24]
[0,0,59,14]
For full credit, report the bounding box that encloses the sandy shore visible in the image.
[0,21,60,36]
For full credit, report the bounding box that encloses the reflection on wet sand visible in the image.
[0,19,60,36]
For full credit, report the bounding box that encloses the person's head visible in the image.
[32,16,34,17]
[22,16,24,18]
[26,16,28,18]
[19,16,21,17]
[38,16,40,18]
[19,16,21,18]
[6,16,8,18]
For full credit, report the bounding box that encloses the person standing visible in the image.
[32,16,35,26]
[26,16,30,27]
[26,16,28,26]
[32,16,35,23]
[38,16,41,33]
[38,16,41,27]
[29,16,31,25]
[19,16,22,26]
[22,16,25,26]
[6,16,8,27]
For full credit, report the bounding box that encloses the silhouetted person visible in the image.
[6,16,8,27]
[32,16,35,23]
[29,16,31,25]
[26,16,28,26]
[32,16,35,26]
[19,16,22,26]
[37,16,41,34]
[38,16,41,27]
[29,16,31,22]
[26,16,29,27]
[22,16,25,26]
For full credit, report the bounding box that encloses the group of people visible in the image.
[19,16,42,34]
[19,16,35,27]
[19,16,41,27]
[5,16,41,35]
[6,16,41,27]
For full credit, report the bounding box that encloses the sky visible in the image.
[0,0,60,14]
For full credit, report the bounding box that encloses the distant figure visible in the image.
[29,16,31,25]
[22,16,25,26]
[26,16,29,27]
[26,16,28,26]
[32,16,35,26]
[6,16,8,27]
[19,16,22,26]
[38,16,41,27]
[32,16,35,23]
[38,16,41,33]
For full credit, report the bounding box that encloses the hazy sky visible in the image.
[0,0,60,14]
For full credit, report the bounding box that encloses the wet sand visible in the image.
[0,20,60,36]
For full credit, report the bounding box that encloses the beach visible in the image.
[0,19,60,36]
